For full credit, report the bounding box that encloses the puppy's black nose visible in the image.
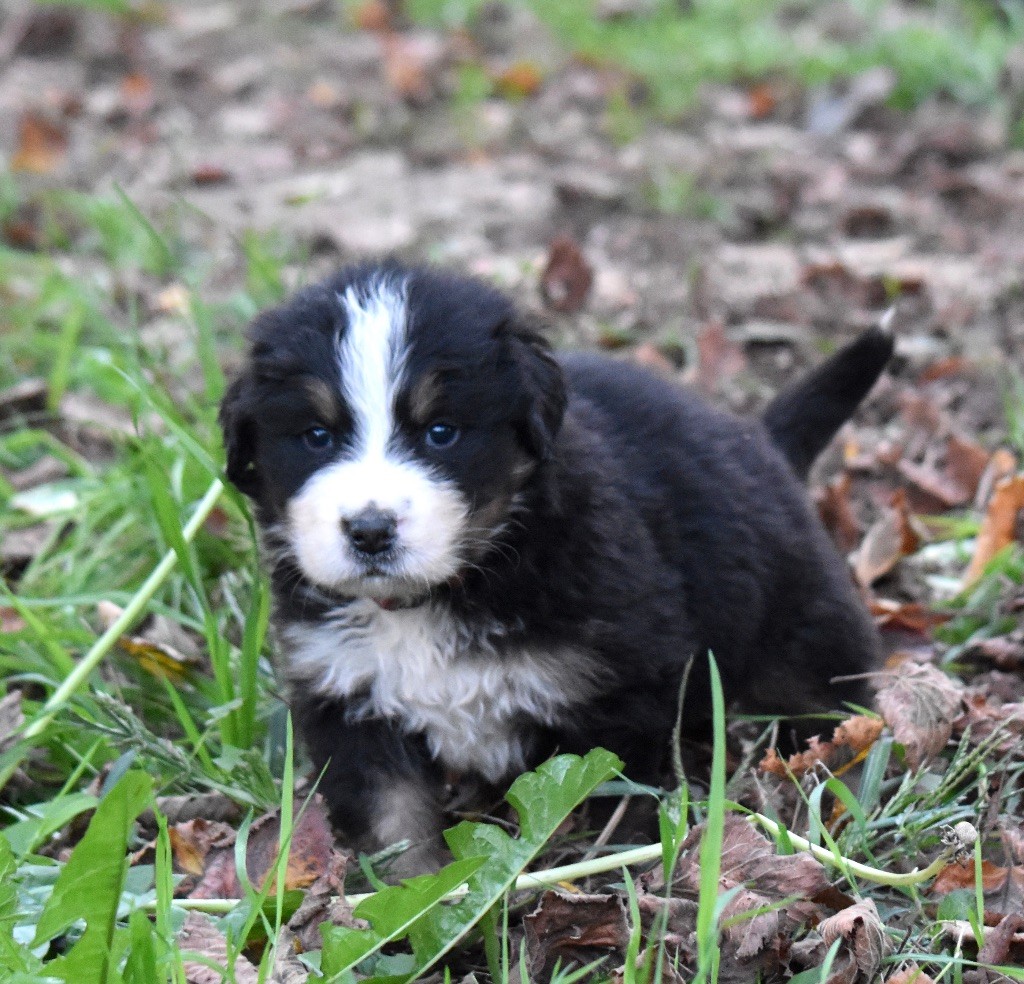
[343,508,398,556]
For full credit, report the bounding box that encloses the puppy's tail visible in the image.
[762,318,894,480]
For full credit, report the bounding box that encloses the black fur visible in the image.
[220,263,888,859]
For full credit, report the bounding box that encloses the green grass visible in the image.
[3,2,1024,979]
[403,0,1023,114]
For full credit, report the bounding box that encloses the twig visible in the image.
[149,810,960,915]
[23,479,224,740]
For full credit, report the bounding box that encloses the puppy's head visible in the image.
[220,263,565,601]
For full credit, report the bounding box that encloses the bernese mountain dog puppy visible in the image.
[220,261,891,869]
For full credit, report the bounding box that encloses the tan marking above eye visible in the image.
[406,370,445,425]
[302,377,342,426]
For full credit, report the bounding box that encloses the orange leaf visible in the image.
[495,61,543,99]
[930,858,1010,895]
[541,235,593,314]
[853,489,921,587]
[964,474,1024,586]
[11,111,67,175]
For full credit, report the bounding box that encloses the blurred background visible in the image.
[3,6,1024,974]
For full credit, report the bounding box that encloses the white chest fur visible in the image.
[280,601,598,781]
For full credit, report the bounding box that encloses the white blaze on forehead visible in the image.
[336,277,409,459]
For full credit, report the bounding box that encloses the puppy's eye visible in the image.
[302,426,334,452]
[425,422,460,449]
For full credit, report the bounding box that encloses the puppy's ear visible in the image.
[219,375,261,495]
[507,322,566,459]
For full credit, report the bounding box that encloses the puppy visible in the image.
[220,261,891,865]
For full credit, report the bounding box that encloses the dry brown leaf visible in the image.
[120,71,154,116]
[541,235,594,313]
[760,715,883,778]
[179,911,259,984]
[523,891,629,977]
[897,459,970,510]
[747,83,778,120]
[11,111,67,175]
[853,489,922,587]
[976,912,1024,969]
[870,600,951,638]
[952,690,1024,752]
[694,320,746,395]
[875,662,964,769]
[170,818,237,877]
[819,899,888,982]
[885,963,939,984]
[494,61,543,98]
[654,814,830,914]
[245,795,335,892]
[964,474,1024,586]
[381,32,447,104]
[930,858,1014,896]
[962,636,1024,671]
[817,473,862,553]
[191,163,231,186]
[286,849,359,952]
[352,0,394,30]
[945,434,990,504]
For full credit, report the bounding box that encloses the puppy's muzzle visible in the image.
[343,506,398,557]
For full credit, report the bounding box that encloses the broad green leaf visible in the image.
[404,749,621,980]
[33,770,153,984]
[0,835,46,978]
[320,856,485,977]
[3,793,99,857]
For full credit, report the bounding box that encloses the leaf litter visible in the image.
[3,0,1024,979]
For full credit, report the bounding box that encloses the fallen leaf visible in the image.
[179,911,259,984]
[952,690,1024,752]
[694,320,746,395]
[494,61,543,99]
[875,662,964,769]
[930,858,1014,896]
[853,490,922,587]
[170,818,237,877]
[524,891,629,977]
[352,0,394,30]
[871,600,950,638]
[381,32,447,104]
[245,795,335,892]
[191,163,231,185]
[945,434,990,505]
[897,459,971,510]
[541,235,593,313]
[286,850,359,953]
[817,473,862,553]
[747,82,778,119]
[964,475,1024,586]
[975,912,1024,969]
[650,814,830,916]
[919,356,972,382]
[120,71,154,116]
[11,111,67,175]
[819,899,888,982]
[643,816,831,980]
[962,636,1024,671]
[760,716,884,778]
